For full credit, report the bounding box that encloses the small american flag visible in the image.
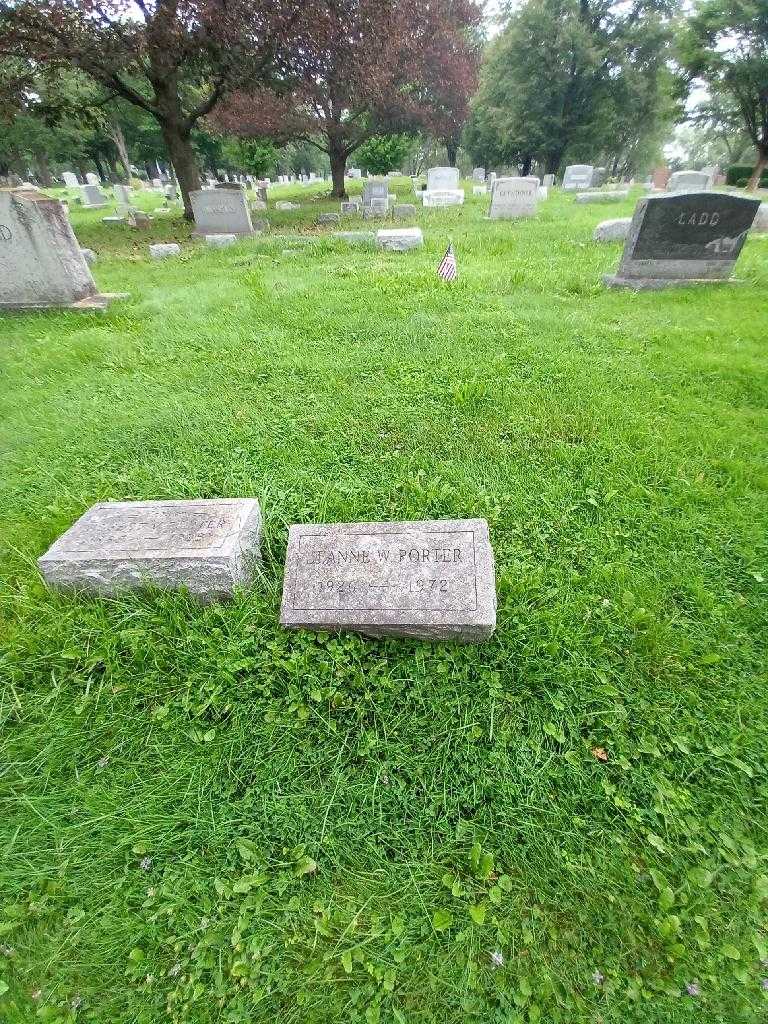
[437,242,457,281]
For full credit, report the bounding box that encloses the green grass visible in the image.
[1,178,768,1024]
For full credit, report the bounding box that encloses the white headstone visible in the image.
[0,189,119,310]
[543,174,555,188]
[488,177,538,220]
[363,179,389,206]
[149,243,180,259]
[667,170,710,193]
[85,172,100,186]
[427,167,460,191]
[114,184,132,210]
[190,188,253,236]
[81,184,109,208]
[562,165,594,191]
[62,171,79,188]
[472,167,485,182]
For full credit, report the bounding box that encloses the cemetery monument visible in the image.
[604,191,760,290]
[0,188,124,311]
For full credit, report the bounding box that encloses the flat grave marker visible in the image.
[39,498,262,601]
[280,518,496,642]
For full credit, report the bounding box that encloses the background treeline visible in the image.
[0,0,766,215]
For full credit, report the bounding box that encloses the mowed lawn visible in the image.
[1,179,767,1024]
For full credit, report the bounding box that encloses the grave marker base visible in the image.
[603,274,738,291]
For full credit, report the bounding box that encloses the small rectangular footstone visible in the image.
[38,498,262,601]
[280,518,496,641]
[376,227,423,251]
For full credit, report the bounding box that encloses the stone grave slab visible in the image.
[150,243,180,259]
[667,170,709,192]
[81,184,108,208]
[85,172,100,186]
[275,201,300,211]
[363,199,389,219]
[280,518,496,642]
[0,189,123,310]
[39,498,262,601]
[393,204,416,219]
[562,164,594,191]
[543,173,555,188]
[376,227,423,251]
[489,177,538,219]
[594,218,631,242]
[575,190,629,204]
[190,188,253,236]
[317,212,340,225]
[363,179,389,207]
[473,167,485,182]
[205,234,237,247]
[341,201,361,215]
[604,191,760,290]
[62,171,79,188]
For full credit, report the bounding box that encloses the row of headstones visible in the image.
[3,183,764,312]
[37,499,497,642]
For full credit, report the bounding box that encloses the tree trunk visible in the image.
[521,154,533,176]
[747,144,768,191]
[106,155,120,183]
[109,121,132,183]
[328,137,348,199]
[76,161,89,181]
[34,149,54,187]
[93,153,107,181]
[446,137,458,167]
[158,118,201,220]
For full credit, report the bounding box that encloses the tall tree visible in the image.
[680,0,768,190]
[211,0,482,198]
[0,0,304,218]
[465,0,679,176]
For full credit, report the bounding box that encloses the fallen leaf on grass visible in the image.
[591,747,609,762]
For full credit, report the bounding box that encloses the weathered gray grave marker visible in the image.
[280,518,496,641]
[488,177,538,219]
[562,164,594,191]
[39,498,262,601]
[604,191,760,290]
[0,189,123,310]
[190,188,254,236]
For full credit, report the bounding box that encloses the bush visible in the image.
[356,134,412,176]
[726,163,768,188]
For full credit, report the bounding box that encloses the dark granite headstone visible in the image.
[605,192,760,290]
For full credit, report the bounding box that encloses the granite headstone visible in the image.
[604,191,760,289]
[280,518,496,641]
[0,188,121,310]
[190,188,253,236]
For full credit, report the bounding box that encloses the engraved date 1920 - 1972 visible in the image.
[310,577,451,597]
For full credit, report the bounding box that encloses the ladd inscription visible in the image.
[280,519,497,641]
